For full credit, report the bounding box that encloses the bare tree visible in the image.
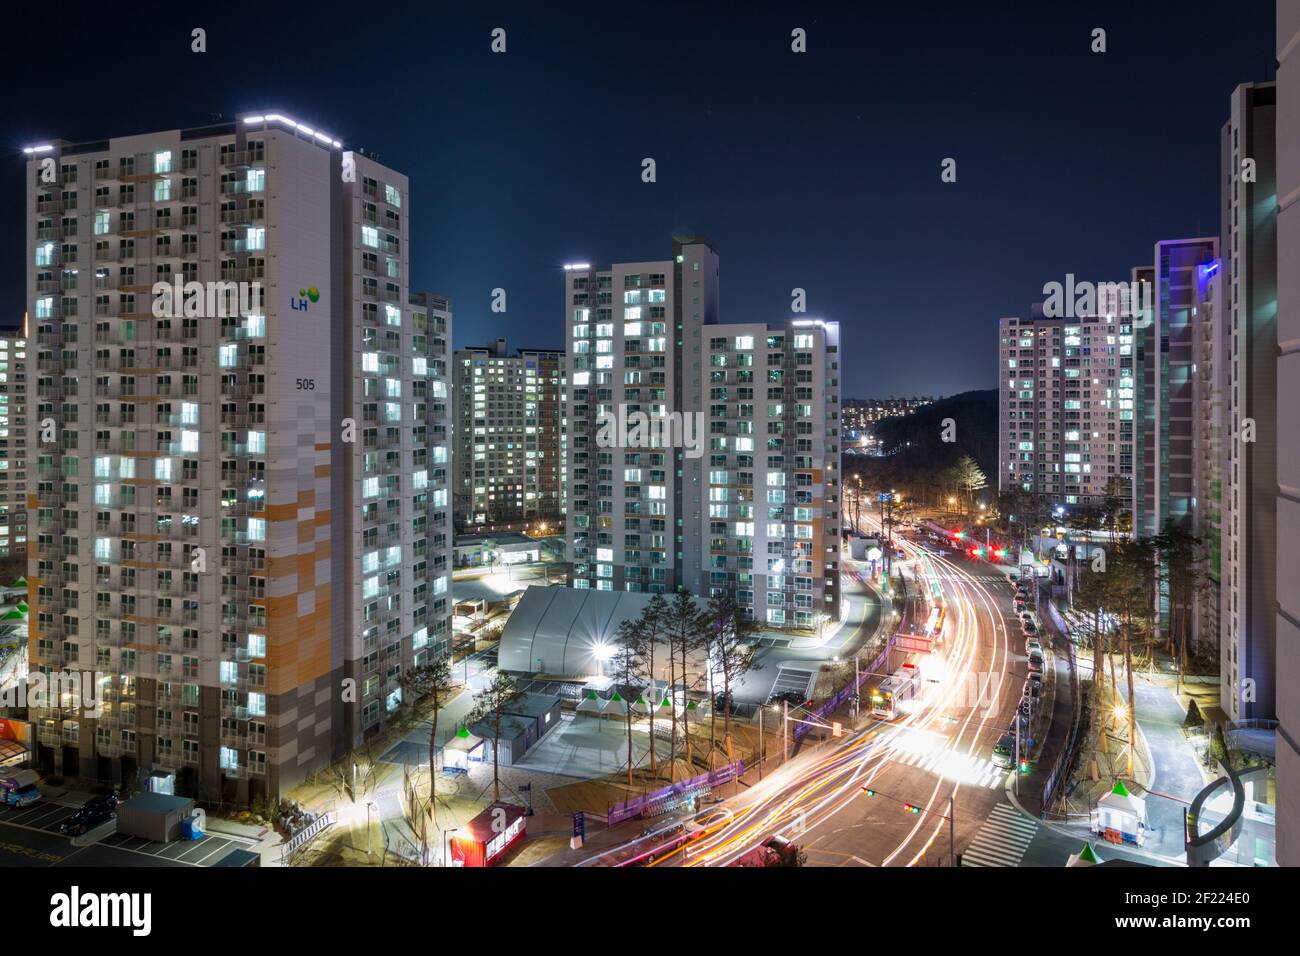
[708,593,759,761]
[400,656,457,825]
[613,615,649,787]
[468,672,524,802]
[667,591,707,775]
[642,593,669,779]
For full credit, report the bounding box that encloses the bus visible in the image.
[870,662,921,719]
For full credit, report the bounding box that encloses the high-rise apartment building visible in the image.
[1218,84,1278,728]
[24,113,451,801]
[1275,0,1300,869]
[0,322,29,561]
[1133,238,1221,539]
[564,237,843,626]
[700,320,843,627]
[453,338,565,532]
[998,296,1139,512]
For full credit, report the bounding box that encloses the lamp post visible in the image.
[443,826,459,867]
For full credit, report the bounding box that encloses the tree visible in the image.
[469,671,523,802]
[667,591,707,776]
[1155,520,1202,693]
[400,656,457,825]
[950,454,987,521]
[641,593,669,779]
[708,593,759,761]
[612,615,649,787]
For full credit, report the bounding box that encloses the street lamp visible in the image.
[443,826,459,867]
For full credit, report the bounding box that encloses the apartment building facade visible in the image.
[24,113,451,802]
[0,324,28,561]
[1218,84,1279,728]
[565,238,842,626]
[997,299,1139,512]
[699,320,842,627]
[1275,0,1299,869]
[453,338,565,532]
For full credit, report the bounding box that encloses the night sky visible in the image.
[0,0,1276,398]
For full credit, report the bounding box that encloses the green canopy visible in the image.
[456,725,470,738]
[686,700,698,710]
[1,610,23,621]
[611,692,623,702]
[1112,779,1131,798]
[1077,843,1101,864]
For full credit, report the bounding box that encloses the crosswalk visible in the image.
[889,747,1007,789]
[961,803,1039,867]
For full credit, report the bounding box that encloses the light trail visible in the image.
[646,517,1015,867]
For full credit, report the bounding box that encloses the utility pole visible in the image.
[783,699,789,765]
[949,794,956,868]
[758,705,764,780]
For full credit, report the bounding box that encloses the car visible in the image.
[1027,657,1044,676]
[641,820,685,841]
[2,784,41,808]
[992,733,1016,769]
[59,793,118,835]
[768,690,811,708]
[1014,602,1026,615]
[1025,638,1043,656]
[1023,680,1042,700]
[1022,621,1038,636]
[1027,670,1043,687]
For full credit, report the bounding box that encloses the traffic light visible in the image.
[861,786,877,796]
[902,803,922,814]
[993,548,1006,559]
[953,530,965,540]
[1019,759,1030,774]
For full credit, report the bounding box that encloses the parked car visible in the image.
[768,690,811,708]
[1021,620,1038,636]
[1,769,41,808]
[1023,680,1042,700]
[59,793,118,835]
[1025,638,1043,656]
[1027,655,1044,676]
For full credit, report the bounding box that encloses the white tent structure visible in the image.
[497,585,710,677]
[1091,779,1148,846]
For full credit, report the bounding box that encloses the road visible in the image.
[571,518,1041,868]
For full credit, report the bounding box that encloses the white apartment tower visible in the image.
[565,237,842,625]
[24,113,451,802]
[1274,0,1300,869]
[998,295,1140,512]
[1219,84,1279,727]
[453,338,566,532]
[0,322,29,561]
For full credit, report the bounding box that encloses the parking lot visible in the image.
[0,798,255,867]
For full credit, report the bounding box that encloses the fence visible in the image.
[1038,597,1081,817]
[794,632,899,743]
[279,809,335,865]
[606,760,745,825]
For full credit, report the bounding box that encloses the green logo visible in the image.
[298,286,320,303]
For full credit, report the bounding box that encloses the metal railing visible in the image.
[279,809,335,865]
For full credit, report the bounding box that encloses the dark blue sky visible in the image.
[1,0,1276,397]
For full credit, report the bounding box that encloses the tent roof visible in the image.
[497,585,708,676]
